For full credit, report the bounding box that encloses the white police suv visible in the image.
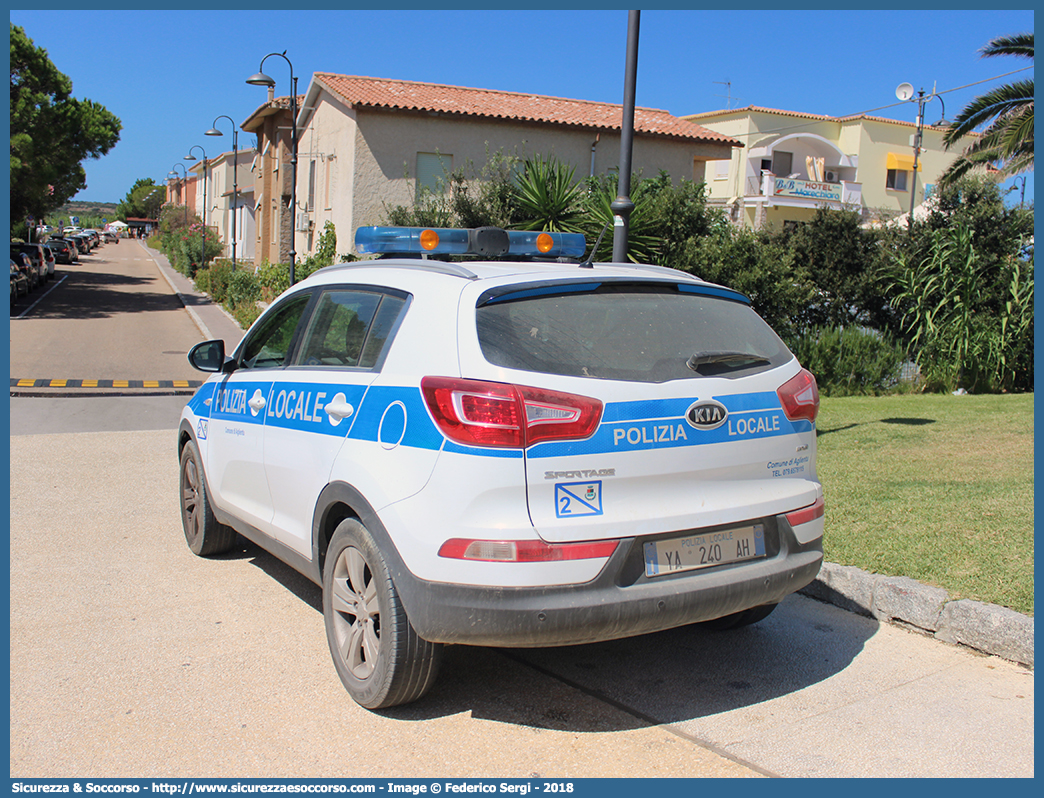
[178,225,824,709]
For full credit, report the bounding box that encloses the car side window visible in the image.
[295,289,408,369]
[359,295,407,368]
[238,293,311,370]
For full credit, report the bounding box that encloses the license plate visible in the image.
[643,524,765,577]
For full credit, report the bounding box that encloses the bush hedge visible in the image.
[789,326,911,396]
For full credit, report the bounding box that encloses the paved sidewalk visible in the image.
[137,239,246,349]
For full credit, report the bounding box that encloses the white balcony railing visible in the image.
[748,172,862,209]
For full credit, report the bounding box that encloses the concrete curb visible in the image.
[800,562,1034,668]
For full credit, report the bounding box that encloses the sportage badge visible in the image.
[686,400,728,430]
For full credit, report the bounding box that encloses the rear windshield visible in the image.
[475,282,792,383]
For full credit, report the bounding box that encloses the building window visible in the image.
[886,169,909,191]
[771,151,793,177]
[713,160,730,180]
[308,160,316,211]
[416,152,452,199]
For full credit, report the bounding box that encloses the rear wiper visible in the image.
[686,351,771,372]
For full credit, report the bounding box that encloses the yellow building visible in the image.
[683,106,973,229]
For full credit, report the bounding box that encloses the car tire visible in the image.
[701,603,778,630]
[179,440,238,556]
[323,518,443,709]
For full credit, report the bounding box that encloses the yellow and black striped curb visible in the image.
[11,378,203,389]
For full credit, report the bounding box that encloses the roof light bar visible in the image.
[355,226,586,259]
[506,230,586,259]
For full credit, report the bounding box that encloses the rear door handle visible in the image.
[324,394,355,422]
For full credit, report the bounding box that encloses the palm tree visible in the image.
[939,32,1033,186]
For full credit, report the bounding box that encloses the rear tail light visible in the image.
[439,538,619,562]
[785,496,825,527]
[778,368,820,423]
[421,376,602,448]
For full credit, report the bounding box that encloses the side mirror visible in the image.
[188,340,235,373]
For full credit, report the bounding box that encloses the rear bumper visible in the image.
[395,517,823,647]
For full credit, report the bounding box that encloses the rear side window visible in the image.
[476,282,791,383]
[295,288,408,370]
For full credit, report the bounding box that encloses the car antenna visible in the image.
[578,222,610,269]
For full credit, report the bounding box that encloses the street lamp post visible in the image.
[205,115,239,271]
[896,83,946,226]
[143,185,165,234]
[169,163,188,226]
[611,10,640,264]
[247,51,298,285]
[184,145,208,269]
[1009,175,1027,208]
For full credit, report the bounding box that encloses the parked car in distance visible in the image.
[67,235,91,256]
[178,224,825,711]
[41,244,56,279]
[102,230,120,243]
[10,250,38,291]
[46,239,77,264]
[11,259,29,303]
[13,243,49,284]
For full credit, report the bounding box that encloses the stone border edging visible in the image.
[800,562,1034,668]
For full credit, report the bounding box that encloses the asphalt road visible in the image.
[7,240,1034,779]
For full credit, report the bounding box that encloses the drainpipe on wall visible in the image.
[590,133,600,177]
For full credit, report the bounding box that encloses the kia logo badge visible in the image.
[686,400,728,430]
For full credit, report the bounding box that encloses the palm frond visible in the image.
[940,32,1033,182]
[943,81,1033,145]
[981,32,1033,59]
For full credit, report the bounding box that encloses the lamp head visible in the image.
[184,154,197,162]
[204,128,222,137]
[246,72,275,87]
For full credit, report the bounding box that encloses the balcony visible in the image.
[747,172,862,211]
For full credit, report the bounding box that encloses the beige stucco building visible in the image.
[168,149,257,264]
[204,149,256,264]
[242,74,740,266]
[683,106,974,229]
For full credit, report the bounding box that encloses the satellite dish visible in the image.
[896,83,915,101]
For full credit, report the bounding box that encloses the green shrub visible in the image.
[193,268,211,296]
[227,269,260,310]
[199,260,233,304]
[233,301,263,329]
[172,223,223,276]
[256,260,290,303]
[789,326,909,396]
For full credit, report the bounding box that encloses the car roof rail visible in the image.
[591,261,705,282]
[315,259,480,280]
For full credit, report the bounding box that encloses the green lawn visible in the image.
[815,393,1034,615]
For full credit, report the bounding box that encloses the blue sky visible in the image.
[10,6,1035,207]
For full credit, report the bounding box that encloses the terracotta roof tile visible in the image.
[684,105,948,132]
[313,74,740,146]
